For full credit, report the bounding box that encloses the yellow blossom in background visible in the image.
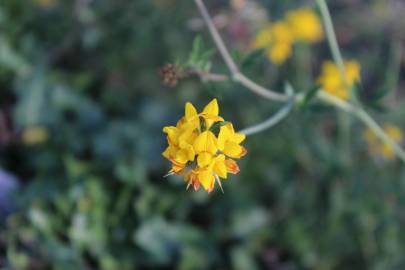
[252,26,272,49]
[22,126,49,145]
[363,124,403,160]
[252,22,294,65]
[266,22,294,64]
[162,99,247,193]
[252,7,323,65]
[286,8,323,43]
[317,60,361,100]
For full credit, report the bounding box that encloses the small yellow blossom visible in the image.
[286,8,323,43]
[253,22,294,65]
[363,124,403,160]
[252,7,323,65]
[317,60,361,100]
[162,99,247,193]
[22,126,49,145]
[252,26,273,49]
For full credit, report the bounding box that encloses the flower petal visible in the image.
[193,131,217,154]
[198,170,215,193]
[223,141,243,158]
[214,155,227,179]
[202,99,219,116]
[225,159,240,174]
[185,102,198,121]
[197,152,212,167]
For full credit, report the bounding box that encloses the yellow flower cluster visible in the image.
[253,8,323,64]
[162,99,247,193]
[317,60,361,100]
[363,124,403,160]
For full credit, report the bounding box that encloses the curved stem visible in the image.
[316,0,346,79]
[239,97,295,136]
[193,0,288,102]
[317,91,405,163]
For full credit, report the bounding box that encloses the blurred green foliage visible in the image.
[1,0,405,269]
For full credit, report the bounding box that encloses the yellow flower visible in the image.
[22,126,49,145]
[252,26,273,49]
[363,124,403,160]
[253,22,294,65]
[286,8,323,43]
[162,99,247,193]
[317,60,361,100]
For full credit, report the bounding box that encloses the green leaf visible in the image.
[300,85,321,109]
[241,48,264,70]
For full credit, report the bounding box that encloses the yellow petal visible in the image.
[197,152,212,167]
[198,170,215,192]
[185,102,198,121]
[163,126,179,144]
[217,125,231,150]
[223,141,243,158]
[214,155,227,179]
[202,99,219,116]
[174,149,189,164]
[193,131,218,154]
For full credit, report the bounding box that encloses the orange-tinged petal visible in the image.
[202,99,219,116]
[225,159,240,174]
[197,152,212,167]
[198,170,215,192]
[193,131,217,154]
[214,155,227,179]
[185,102,198,121]
[223,141,243,158]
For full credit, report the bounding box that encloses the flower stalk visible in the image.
[192,0,405,164]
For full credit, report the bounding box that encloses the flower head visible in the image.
[286,8,323,43]
[317,60,361,100]
[253,22,294,65]
[252,7,323,65]
[363,124,403,160]
[163,99,247,193]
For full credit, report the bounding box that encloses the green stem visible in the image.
[316,0,346,79]
[239,97,295,136]
[317,91,405,163]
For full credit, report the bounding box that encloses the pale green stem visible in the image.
[193,0,288,102]
[239,97,295,136]
[317,91,405,163]
[193,0,405,163]
[315,0,346,79]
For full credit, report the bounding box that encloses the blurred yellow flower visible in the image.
[286,8,323,43]
[252,7,323,65]
[363,124,403,160]
[252,26,272,49]
[253,22,294,65]
[162,99,247,193]
[317,60,361,100]
[22,127,49,145]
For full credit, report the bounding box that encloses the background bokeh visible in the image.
[1,0,405,269]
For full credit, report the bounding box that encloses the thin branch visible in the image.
[193,0,288,102]
[239,96,295,136]
[316,0,347,80]
[317,91,405,163]
[188,70,229,82]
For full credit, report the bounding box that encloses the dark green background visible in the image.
[1,0,405,269]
